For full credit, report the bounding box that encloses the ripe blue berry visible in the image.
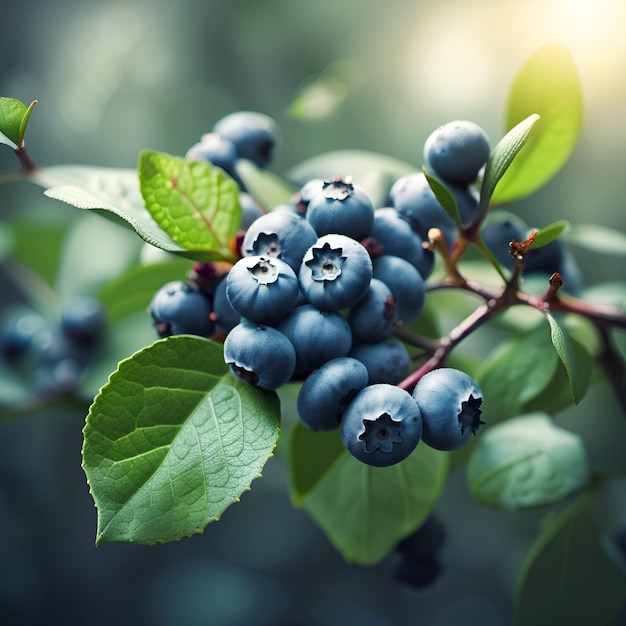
[278,304,352,376]
[305,177,375,240]
[389,172,457,246]
[296,357,369,431]
[299,234,373,311]
[412,367,484,451]
[60,295,107,344]
[423,120,491,185]
[293,178,324,216]
[239,192,265,231]
[213,111,276,169]
[371,255,425,324]
[481,212,527,270]
[243,210,318,272]
[0,306,49,362]
[340,384,423,467]
[393,555,442,591]
[396,515,447,560]
[347,278,397,343]
[225,255,299,325]
[349,337,411,385]
[369,207,434,279]
[223,321,295,390]
[185,132,240,184]
[212,276,241,332]
[149,281,215,338]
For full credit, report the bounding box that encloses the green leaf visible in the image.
[290,423,448,564]
[564,223,626,257]
[545,312,590,404]
[54,211,141,300]
[479,114,541,213]
[476,322,559,422]
[235,159,296,212]
[98,258,192,324]
[530,220,570,249]
[467,412,590,511]
[423,168,461,227]
[138,150,240,259]
[286,150,416,208]
[492,42,583,204]
[82,335,280,545]
[40,165,210,259]
[0,97,28,147]
[516,492,626,626]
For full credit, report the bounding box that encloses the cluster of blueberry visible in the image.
[149,112,493,467]
[1,295,107,400]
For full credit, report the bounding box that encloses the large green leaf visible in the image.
[516,492,626,626]
[467,412,590,511]
[492,43,583,204]
[138,150,240,258]
[290,423,448,564]
[82,335,280,545]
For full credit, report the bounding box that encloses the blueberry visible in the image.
[278,304,352,376]
[149,281,215,338]
[340,384,423,467]
[242,210,319,273]
[305,177,375,240]
[59,295,107,344]
[481,212,528,270]
[212,276,241,333]
[525,235,565,276]
[239,192,265,231]
[225,255,299,325]
[292,178,325,216]
[213,111,276,169]
[371,255,426,324]
[368,207,434,279]
[412,367,484,451]
[396,515,447,560]
[393,555,443,590]
[185,132,239,181]
[0,306,49,362]
[389,172,457,246]
[450,183,480,226]
[349,337,411,385]
[296,357,369,431]
[423,120,491,185]
[223,321,295,390]
[299,233,373,311]
[347,278,398,343]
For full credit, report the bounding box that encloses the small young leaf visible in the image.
[235,159,296,212]
[492,42,583,204]
[564,223,626,257]
[0,97,28,147]
[467,413,590,511]
[138,150,240,258]
[423,167,461,227]
[290,422,448,565]
[82,335,280,545]
[516,492,626,626]
[530,220,570,249]
[545,312,590,404]
[478,114,540,213]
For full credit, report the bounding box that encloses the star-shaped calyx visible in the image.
[305,242,346,282]
[322,176,354,201]
[358,412,403,454]
[458,394,485,435]
[248,257,280,285]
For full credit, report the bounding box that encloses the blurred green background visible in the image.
[1,0,625,624]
